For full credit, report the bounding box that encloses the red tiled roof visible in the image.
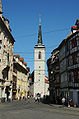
[27,67,30,72]
[2,16,9,22]
[72,26,77,29]
[65,32,72,40]
[23,62,27,66]
[20,57,24,62]
[13,55,20,58]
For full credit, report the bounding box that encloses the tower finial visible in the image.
[39,14,41,26]
[0,0,2,17]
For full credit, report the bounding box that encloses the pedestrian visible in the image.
[62,97,65,106]
[34,96,37,102]
[19,96,21,100]
[25,96,27,101]
[27,95,30,103]
[8,95,11,102]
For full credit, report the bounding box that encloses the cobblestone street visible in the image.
[0,100,79,119]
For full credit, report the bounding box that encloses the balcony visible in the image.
[68,82,79,88]
[60,81,68,88]
[67,64,79,70]
[55,83,60,88]
[70,46,78,54]
[66,51,69,57]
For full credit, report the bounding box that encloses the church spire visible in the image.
[37,17,43,45]
[0,0,2,17]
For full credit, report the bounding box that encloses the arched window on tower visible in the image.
[38,51,41,59]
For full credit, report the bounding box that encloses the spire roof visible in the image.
[37,17,43,45]
[39,16,41,26]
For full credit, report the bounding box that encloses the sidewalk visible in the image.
[49,103,79,112]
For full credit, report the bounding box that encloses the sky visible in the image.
[1,0,79,75]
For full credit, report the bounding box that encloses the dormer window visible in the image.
[38,51,41,59]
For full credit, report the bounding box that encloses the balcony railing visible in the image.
[70,47,77,54]
[67,64,79,70]
[68,82,79,88]
[60,81,68,88]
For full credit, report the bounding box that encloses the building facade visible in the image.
[58,39,68,98]
[65,20,79,106]
[44,76,49,96]
[34,19,45,98]
[47,48,60,103]
[0,0,15,102]
[13,55,30,100]
[47,19,79,106]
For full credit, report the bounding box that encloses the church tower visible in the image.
[34,18,45,98]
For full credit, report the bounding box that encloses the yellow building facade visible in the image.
[13,55,30,100]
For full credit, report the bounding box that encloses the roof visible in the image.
[51,47,59,55]
[13,55,20,58]
[58,30,79,49]
[72,26,77,29]
[0,17,15,42]
[20,57,24,62]
[23,62,27,66]
[27,67,30,72]
[65,32,72,40]
[66,30,79,41]
[75,19,79,25]
[2,16,9,23]
[14,55,28,67]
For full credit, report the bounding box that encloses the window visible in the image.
[0,40,2,44]
[39,66,41,68]
[4,45,6,48]
[7,53,9,65]
[72,38,77,48]
[72,53,77,65]
[38,51,41,59]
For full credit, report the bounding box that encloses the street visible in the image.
[0,100,79,119]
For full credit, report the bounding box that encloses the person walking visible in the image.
[62,97,65,106]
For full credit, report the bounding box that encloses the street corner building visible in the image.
[0,0,30,102]
[47,19,79,106]
[0,0,15,102]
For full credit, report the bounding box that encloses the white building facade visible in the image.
[34,19,45,98]
[0,0,15,102]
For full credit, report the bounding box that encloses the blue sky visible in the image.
[2,0,79,75]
